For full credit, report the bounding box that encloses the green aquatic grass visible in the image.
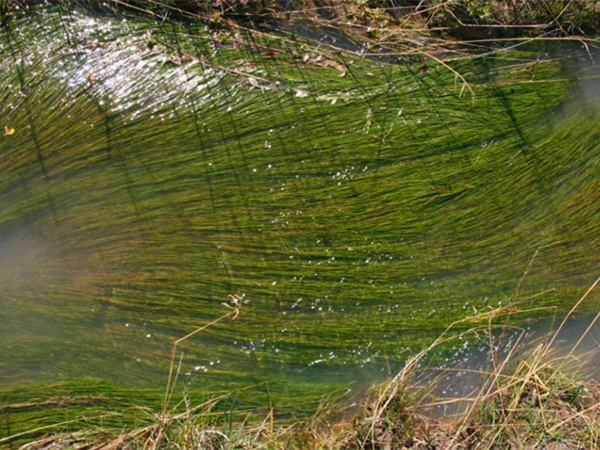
[1,2,600,439]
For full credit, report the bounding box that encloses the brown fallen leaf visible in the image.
[87,71,94,83]
[321,59,347,77]
[180,54,195,64]
[168,53,195,66]
[302,53,346,76]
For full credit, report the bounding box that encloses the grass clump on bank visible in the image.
[340,0,600,36]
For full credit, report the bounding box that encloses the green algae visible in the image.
[1,3,600,440]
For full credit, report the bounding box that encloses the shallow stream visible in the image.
[2,3,600,437]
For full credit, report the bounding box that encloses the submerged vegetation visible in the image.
[1,0,600,448]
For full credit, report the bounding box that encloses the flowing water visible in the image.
[2,3,600,437]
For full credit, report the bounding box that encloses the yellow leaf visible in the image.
[4,127,15,136]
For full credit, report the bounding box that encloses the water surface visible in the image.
[1,4,600,436]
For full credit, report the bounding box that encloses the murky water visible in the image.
[2,3,600,436]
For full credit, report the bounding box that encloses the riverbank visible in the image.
[3,1,600,38]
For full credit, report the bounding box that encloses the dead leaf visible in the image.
[321,59,347,77]
[168,54,195,66]
[180,54,195,64]
[4,127,15,136]
[91,40,108,50]
[302,52,346,76]
[87,71,94,83]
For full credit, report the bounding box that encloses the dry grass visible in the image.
[4,1,597,38]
